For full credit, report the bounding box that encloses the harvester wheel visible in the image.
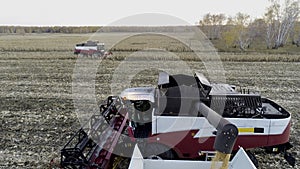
[133,100,151,112]
[144,143,175,160]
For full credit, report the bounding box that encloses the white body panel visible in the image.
[269,118,291,134]
[152,112,290,137]
[120,87,155,102]
[75,46,97,51]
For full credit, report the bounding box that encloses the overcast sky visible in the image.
[1,0,271,26]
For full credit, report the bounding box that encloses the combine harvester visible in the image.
[60,72,295,169]
[74,41,112,58]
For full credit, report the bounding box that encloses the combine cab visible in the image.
[60,72,295,169]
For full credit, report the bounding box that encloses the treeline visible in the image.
[0,25,202,34]
[0,26,100,34]
[198,0,300,50]
[1,0,299,52]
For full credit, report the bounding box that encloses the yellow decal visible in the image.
[238,128,254,133]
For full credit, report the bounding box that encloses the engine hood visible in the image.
[120,87,155,102]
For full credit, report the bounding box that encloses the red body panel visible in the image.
[147,122,291,159]
[75,49,98,55]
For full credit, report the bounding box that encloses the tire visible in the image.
[133,100,151,112]
[144,143,176,160]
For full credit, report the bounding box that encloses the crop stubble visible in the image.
[0,34,299,169]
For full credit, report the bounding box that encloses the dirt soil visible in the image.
[0,51,299,169]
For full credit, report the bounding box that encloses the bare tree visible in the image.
[236,13,252,51]
[291,20,300,46]
[264,0,300,49]
[199,13,226,40]
[264,3,279,49]
[250,19,267,39]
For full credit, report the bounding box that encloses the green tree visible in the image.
[222,13,253,51]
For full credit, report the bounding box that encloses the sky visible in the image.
[0,0,271,26]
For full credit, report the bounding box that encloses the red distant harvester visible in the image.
[74,41,112,58]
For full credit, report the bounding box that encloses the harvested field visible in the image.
[0,34,299,169]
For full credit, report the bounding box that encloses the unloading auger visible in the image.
[195,102,238,169]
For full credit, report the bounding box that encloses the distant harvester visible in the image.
[74,40,112,58]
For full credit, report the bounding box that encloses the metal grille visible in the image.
[210,94,262,117]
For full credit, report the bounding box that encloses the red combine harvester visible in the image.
[74,41,112,58]
[60,72,295,169]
